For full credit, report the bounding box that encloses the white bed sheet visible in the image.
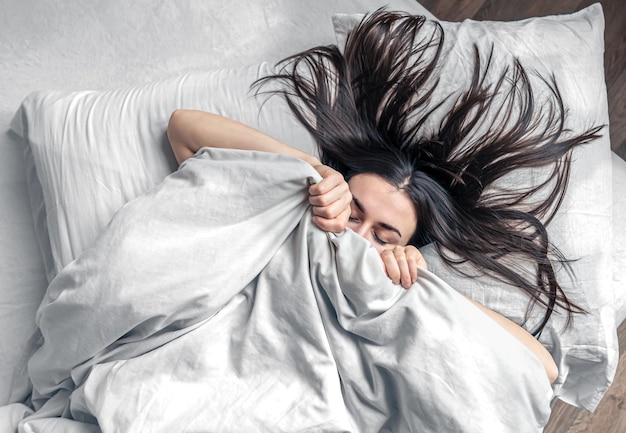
[0,0,433,406]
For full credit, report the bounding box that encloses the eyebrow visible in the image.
[352,197,403,238]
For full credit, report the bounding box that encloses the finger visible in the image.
[309,173,349,196]
[311,203,350,233]
[310,197,351,220]
[393,247,413,289]
[311,215,346,233]
[381,250,401,285]
[311,168,346,195]
[312,165,336,188]
[417,253,428,271]
[308,183,350,207]
[407,246,428,272]
[405,246,421,283]
[407,256,418,283]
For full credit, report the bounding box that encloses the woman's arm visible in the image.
[466,297,558,383]
[167,109,321,166]
[167,109,351,232]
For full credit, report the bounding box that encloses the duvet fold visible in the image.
[7,148,552,433]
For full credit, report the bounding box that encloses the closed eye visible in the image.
[353,197,403,240]
[373,232,388,246]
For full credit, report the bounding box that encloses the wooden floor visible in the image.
[543,322,626,433]
[419,1,626,432]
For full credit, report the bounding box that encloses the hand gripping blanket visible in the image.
[5,148,553,433]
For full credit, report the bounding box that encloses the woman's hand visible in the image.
[380,245,427,289]
[309,165,352,233]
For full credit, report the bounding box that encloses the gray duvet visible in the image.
[4,148,552,432]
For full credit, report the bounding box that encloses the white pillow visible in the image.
[332,4,616,412]
[612,153,626,323]
[11,62,315,280]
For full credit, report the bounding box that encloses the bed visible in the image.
[0,0,624,432]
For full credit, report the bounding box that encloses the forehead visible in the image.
[348,173,417,238]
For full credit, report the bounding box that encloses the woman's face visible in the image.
[347,173,417,253]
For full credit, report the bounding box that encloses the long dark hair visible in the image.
[253,10,604,335]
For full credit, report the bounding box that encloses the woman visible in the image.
[168,109,561,383]
[168,10,602,384]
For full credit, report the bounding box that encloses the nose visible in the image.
[348,221,369,237]
[352,222,369,238]
[349,221,378,249]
